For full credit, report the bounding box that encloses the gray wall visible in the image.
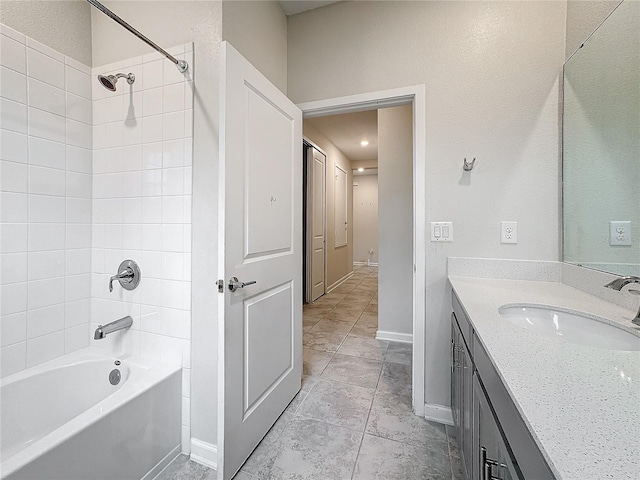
[304,121,354,287]
[222,0,288,93]
[288,1,566,408]
[565,0,621,60]
[0,0,92,65]
[378,105,413,337]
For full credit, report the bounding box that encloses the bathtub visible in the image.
[1,348,182,480]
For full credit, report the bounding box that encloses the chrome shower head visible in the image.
[97,72,135,92]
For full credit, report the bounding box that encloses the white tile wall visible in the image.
[1,24,93,377]
[90,44,194,453]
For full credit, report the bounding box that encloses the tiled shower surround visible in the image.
[1,25,93,377]
[90,45,194,451]
[0,24,194,452]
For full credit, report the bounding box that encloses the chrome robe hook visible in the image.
[463,158,476,171]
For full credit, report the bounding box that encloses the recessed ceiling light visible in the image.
[360,140,369,147]
[358,168,364,172]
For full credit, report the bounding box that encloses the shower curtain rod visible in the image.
[86,0,188,73]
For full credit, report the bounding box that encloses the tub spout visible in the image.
[94,316,133,340]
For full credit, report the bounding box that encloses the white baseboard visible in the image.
[327,271,354,292]
[424,403,454,426]
[376,330,413,344]
[190,438,217,470]
[353,262,379,267]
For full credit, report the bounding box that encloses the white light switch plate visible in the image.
[431,222,453,242]
[610,221,631,246]
[501,221,517,244]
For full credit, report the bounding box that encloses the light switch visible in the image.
[431,222,453,242]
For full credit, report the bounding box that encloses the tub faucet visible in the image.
[604,276,640,326]
[94,316,133,339]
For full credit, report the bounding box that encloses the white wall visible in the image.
[0,0,92,65]
[222,0,287,93]
[304,121,354,287]
[1,24,93,377]
[378,105,413,337]
[288,1,566,408]
[352,174,378,264]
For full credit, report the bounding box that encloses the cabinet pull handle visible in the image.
[481,446,505,480]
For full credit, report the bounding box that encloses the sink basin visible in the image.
[498,305,640,351]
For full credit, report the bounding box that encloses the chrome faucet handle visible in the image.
[109,260,141,293]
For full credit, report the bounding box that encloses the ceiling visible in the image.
[278,1,340,16]
[306,110,378,162]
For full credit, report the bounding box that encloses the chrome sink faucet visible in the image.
[604,276,640,326]
[94,316,133,339]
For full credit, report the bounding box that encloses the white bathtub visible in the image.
[1,348,182,480]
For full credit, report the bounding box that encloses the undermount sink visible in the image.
[498,305,640,351]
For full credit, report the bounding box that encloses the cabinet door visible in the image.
[451,314,461,428]
[472,373,521,480]
[461,343,473,476]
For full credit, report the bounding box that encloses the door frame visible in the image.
[302,139,328,303]
[298,85,426,416]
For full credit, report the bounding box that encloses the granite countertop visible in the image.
[448,276,640,480]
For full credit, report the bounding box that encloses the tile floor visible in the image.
[157,266,463,480]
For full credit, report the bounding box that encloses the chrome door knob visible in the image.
[228,276,257,292]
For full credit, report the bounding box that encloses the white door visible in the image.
[218,42,302,480]
[334,165,348,247]
[306,147,326,302]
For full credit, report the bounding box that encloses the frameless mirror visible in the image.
[563,0,640,276]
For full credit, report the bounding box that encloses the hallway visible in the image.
[238,266,464,479]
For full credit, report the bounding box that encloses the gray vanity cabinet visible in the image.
[451,291,555,480]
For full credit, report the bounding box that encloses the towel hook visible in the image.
[463,157,476,171]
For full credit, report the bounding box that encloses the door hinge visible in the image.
[217,279,224,293]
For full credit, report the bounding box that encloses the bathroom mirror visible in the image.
[563,0,640,276]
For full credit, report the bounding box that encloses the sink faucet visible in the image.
[94,316,133,339]
[604,276,640,326]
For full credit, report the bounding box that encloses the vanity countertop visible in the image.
[448,276,640,480]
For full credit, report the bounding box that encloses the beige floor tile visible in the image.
[337,335,388,361]
[303,330,346,353]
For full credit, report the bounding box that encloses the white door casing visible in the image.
[297,85,426,417]
[306,146,326,302]
[217,42,302,480]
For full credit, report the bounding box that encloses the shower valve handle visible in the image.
[109,260,141,293]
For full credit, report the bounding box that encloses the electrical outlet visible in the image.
[501,221,517,244]
[431,222,453,242]
[610,221,631,246]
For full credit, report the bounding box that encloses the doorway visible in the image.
[299,86,426,415]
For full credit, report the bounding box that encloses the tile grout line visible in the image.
[349,331,385,480]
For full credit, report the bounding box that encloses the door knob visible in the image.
[228,276,257,292]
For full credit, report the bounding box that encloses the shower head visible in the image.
[97,72,135,92]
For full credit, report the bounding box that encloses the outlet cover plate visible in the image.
[610,221,631,246]
[501,221,518,244]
